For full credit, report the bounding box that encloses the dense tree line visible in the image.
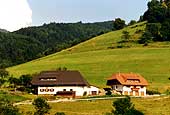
[0,20,125,68]
[0,69,32,92]
[140,0,170,43]
[0,32,43,67]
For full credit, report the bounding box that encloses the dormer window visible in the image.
[126,79,140,83]
[40,77,56,81]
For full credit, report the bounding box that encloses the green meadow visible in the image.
[7,22,170,91]
[0,90,27,102]
[18,96,170,115]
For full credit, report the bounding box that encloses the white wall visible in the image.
[122,86,147,96]
[38,86,99,96]
[87,86,99,95]
[139,86,146,96]
[111,85,147,96]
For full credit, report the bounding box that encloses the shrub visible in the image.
[116,43,129,48]
[107,46,115,49]
[138,31,153,44]
[146,89,161,95]
[0,98,21,115]
[112,96,143,115]
[105,112,113,115]
[135,29,143,34]
[121,31,131,42]
[55,112,66,115]
[164,89,170,95]
[16,87,25,92]
[32,97,51,115]
[105,90,112,95]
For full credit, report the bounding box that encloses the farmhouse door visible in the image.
[91,91,97,95]
[124,91,128,95]
[130,91,133,96]
[141,91,145,96]
[135,91,139,96]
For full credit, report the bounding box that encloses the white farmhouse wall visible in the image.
[38,86,86,96]
[122,86,147,96]
[38,86,99,96]
[122,86,132,92]
[111,85,147,96]
[138,86,146,96]
[87,86,99,95]
[38,87,56,95]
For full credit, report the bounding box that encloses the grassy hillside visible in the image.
[0,90,27,102]
[7,22,170,91]
[19,97,170,115]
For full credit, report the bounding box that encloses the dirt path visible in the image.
[14,95,169,106]
[13,96,126,106]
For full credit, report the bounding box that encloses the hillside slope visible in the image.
[7,22,170,91]
[0,21,114,67]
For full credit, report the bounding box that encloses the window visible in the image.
[45,88,49,92]
[63,89,66,91]
[126,79,140,83]
[40,89,44,92]
[91,91,97,95]
[70,89,73,91]
[40,77,56,81]
[112,86,116,90]
[50,88,54,92]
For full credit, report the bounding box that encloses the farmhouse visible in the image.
[31,70,99,97]
[107,73,148,96]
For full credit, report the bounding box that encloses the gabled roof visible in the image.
[107,73,148,86]
[31,70,90,86]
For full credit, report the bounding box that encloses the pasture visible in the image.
[18,96,170,115]
[7,22,170,92]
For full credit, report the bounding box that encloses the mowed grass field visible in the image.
[7,22,170,91]
[18,96,170,115]
[0,91,27,102]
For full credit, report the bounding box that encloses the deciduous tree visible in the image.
[114,18,126,30]
[112,96,143,115]
[32,97,51,115]
[122,31,131,42]
[0,98,20,115]
[0,69,9,86]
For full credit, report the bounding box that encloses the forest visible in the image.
[140,0,170,43]
[0,19,126,68]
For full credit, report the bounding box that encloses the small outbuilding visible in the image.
[107,73,148,96]
[31,70,99,97]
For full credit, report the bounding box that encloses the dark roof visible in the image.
[31,70,90,86]
[107,73,148,86]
